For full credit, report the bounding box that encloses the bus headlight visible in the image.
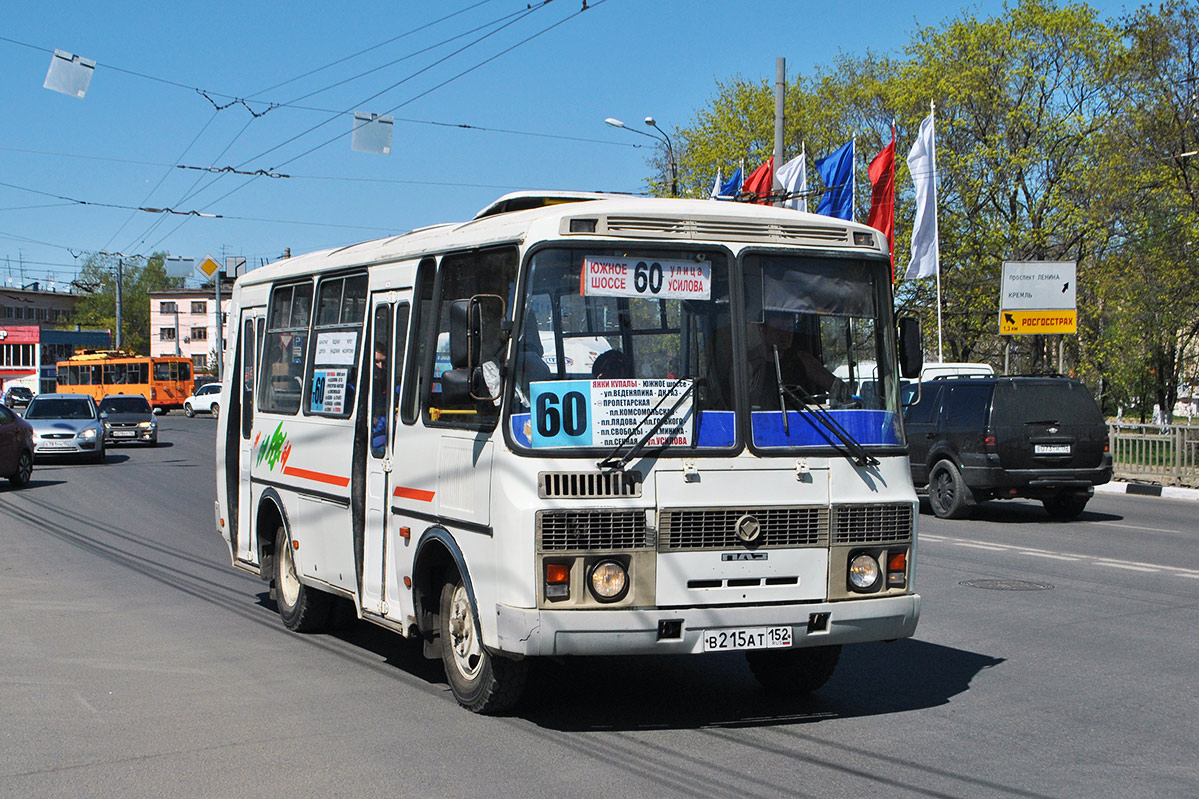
[588,560,629,602]
[848,554,881,592]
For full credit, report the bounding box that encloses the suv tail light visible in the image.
[983,427,997,453]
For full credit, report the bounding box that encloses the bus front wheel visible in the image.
[438,576,527,714]
[747,644,841,694]
[273,526,332,633]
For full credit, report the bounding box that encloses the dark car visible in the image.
[0,403,35,486]
[3,385,34,410]
[904,376,1112,519]
[98,394,158,446]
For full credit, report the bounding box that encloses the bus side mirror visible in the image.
[898,316,923,379]
[448,299,476,370]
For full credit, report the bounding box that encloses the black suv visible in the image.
[904,376,1111,519]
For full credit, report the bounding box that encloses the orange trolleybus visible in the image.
[56,351,194,413]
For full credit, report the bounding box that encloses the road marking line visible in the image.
[1095,522,1182,534]
[955,542,1007,551]
[1019,551,1081,561]
[1092,561,1159,573]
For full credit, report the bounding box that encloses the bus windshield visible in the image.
[507,248,904,454]
[509,247,734,452]
[742,253,904,450]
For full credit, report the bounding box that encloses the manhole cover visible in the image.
[960,579,1054,591]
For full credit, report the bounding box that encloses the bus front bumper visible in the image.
[493,593,920,657]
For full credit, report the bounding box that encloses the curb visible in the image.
[1096,481,1199,502]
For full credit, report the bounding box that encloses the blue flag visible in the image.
[815,140,854,220]
[717,167,742,199]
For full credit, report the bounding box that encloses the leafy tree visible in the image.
[73,252,185,355]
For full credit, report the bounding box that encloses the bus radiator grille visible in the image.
[538,471,642,499]
[831,503,913,544]
[658,507,829,550]
[537,510,649,552]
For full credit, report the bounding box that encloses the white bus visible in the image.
[214,191,925,713]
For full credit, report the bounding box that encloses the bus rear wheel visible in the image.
[439,576,527,714]
[747,644,842,694]
[274,526,332,633]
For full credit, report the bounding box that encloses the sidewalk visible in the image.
[1096,480,1199,502]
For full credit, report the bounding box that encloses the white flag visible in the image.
[709,167,723,200]
[776,151,807,211]
[905,111,939,280]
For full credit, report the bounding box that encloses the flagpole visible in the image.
[931,100,943,363]
[800,142,807,212]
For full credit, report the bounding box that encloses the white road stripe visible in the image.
[920,533,1197,578]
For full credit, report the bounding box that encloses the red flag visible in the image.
[741,157,774,204]
[867,127,896,278]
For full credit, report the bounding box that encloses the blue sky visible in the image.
[0,0,1132,289]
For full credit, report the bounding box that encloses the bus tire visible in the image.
[439,576,527,714]
[928,460,974,519]
[747,644,841,694]
[274,526,332,633]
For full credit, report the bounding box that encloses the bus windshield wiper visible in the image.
[780,383,879,467]
[598,377,695,471]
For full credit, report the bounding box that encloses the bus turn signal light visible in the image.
[545,562,570,601]
[887,551,907,588]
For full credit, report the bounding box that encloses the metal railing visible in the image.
[1108,422,1199,487]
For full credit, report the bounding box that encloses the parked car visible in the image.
[98,394,158,446]
[23,393,106,463]
[0,402,35,486]
[184,382,221,418]
[2,385,34,410]
[904,375,1111,519]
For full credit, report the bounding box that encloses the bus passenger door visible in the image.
[361,298,408,615]
[235,310,264,564]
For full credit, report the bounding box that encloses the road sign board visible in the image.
[1000,261,1077,336]
[197,255,221,279]
[999,309,1077,335]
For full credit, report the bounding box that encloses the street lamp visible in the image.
[605,116,678,197]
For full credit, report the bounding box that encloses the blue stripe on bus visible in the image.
[751,409,902,448]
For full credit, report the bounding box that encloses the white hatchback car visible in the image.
[184,383,221,418]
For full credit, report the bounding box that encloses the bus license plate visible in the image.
[702,626,792,652]
[1035,443,1071,454]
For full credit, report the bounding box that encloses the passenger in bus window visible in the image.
[592,349,631,380]
[513,313,551,409]
[371,344,388,455]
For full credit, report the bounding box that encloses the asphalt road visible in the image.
[2,414,1196,798]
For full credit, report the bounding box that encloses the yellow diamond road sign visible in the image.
[197,255,221,279]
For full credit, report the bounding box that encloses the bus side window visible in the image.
[425,247,516,430]
[260,282,313,415]
[401,259,436,426]
[306,274,367,418]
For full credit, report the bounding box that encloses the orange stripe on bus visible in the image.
[393,485,435,502]
[282,466,351,487]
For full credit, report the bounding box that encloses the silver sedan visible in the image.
[23,393,106,463]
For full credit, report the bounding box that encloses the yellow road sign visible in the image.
[197,256,221,279]
[999,309,1077,335]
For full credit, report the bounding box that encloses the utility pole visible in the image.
[773,57,785,202]
[114,258,124,351]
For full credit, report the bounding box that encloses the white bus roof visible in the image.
[234,192,890,288]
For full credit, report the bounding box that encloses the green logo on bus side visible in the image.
[257,422,289,470]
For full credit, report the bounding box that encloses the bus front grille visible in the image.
[538,470,642,499]
[658,506,829,550]
[831,503,913,544]
[537,509,649,552]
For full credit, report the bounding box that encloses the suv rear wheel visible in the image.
[928,460,975,519]
[1042,493,1089,519]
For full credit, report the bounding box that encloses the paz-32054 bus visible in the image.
[214,191,924,713]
